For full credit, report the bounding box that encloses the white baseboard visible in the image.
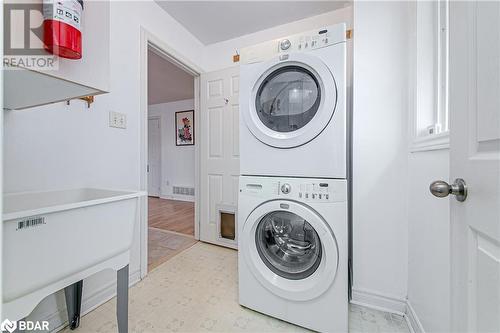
[160,194,195,202]
[351,288,407,316]
[33,269,142,333]
[350,288,425,333]
[405,300,425,333]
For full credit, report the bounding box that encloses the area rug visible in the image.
[148,227,198,272]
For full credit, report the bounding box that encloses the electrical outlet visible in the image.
[109,111,127,129]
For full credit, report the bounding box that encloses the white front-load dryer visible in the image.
[238,176,348,332]
[239,24,347,179]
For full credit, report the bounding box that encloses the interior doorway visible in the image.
[145,44,199,272]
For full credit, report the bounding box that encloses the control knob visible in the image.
[281,183,291,194]
[280,39,291,51]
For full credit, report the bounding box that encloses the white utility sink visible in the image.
[2,188,146,324]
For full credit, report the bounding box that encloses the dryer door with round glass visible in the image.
[245,53,337,148]
[241,200,338,301]
[256,66,321,133]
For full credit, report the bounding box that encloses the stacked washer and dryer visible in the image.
[237,23,348,332]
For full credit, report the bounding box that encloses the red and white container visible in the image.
[43,0,83,59]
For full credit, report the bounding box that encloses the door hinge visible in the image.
[346,29,353,40]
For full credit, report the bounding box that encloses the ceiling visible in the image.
[148,49,194,105]
[155,1,350,45]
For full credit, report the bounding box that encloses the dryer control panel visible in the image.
[278,29,338,54]
[240,23,347,64]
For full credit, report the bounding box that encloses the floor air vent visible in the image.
[173,186,194,196]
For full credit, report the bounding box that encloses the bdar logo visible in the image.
[0,319,17,333]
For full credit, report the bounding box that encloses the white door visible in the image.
[446,2,500,331]
[148,117,161,197]
[200,67,240,246]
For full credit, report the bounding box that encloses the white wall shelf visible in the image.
[3,66,106,110]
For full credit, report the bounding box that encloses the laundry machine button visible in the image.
[280,39,291,50]
[281,183,291,194]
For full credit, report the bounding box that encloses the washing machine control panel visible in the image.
[240,177,347,203]
[277,180,343,203]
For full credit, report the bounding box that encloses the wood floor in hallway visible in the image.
[148,197,194,236]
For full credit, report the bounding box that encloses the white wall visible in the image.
[3,1,203,329]
[352,1,410,304]
[148,99,195,201]
[201,7,353,72]
[407,149,450,332]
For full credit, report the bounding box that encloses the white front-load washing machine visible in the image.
[239,24,347,179]
[238,176,348,332]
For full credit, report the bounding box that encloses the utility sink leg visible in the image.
[64,280,83,330]
[117,264,129,333]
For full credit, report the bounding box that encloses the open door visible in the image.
[443,2,500,331]
[147,117,161,197]
[199,67,240,247]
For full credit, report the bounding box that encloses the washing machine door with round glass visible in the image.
[245,53,337,148]
[241,200,338,301]
[255,210,322,280]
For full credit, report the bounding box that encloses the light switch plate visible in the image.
[109,111,127,129]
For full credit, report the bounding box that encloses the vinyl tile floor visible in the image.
[60,243,410,333]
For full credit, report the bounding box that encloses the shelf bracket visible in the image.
[79,96,94,108]
[66,95,95,108]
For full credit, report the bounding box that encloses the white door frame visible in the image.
[140,27,203,278]
[147,116,161,197]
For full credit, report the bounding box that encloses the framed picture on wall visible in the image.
[175,110,195,146]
